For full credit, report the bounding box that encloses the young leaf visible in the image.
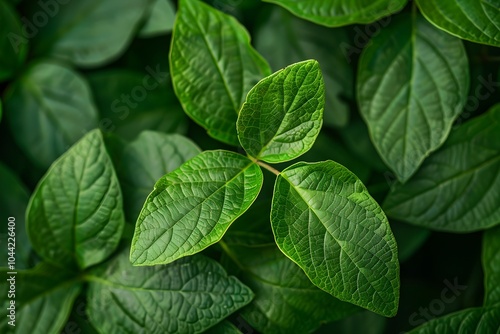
[30,0,151,67]
[483,226,500,306]
[416,0,500,47]
[0,0,27,82]
[408,306,500,333]
[263,0,407,27]
[130,150,263,265]
[139,0,176,37]
[4,61,98,168]
[255,7,353,127]
[357,13,469,182]
[271,161,400,317]
[27,130,125,269]
[119,131,200,221]
[384,105,500,232]
[0,263,82,334]
[87,248,253,334]
[87,69,188,140]
[237,60,324,163]
[222,242,359,334]
[170,0,271,146]
[0,163,31,269]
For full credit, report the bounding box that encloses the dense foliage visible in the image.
[0,0,499,333]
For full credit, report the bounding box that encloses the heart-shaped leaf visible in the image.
[237,60,324,163]
[271,161,400,317]
[130,150,263,265]
[358,13,469,182]
[26,129,125,269]
[170,0,270,145]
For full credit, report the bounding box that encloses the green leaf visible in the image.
[408,305,500,333]
[483,226,500,306]
[119,131,200,222]
[140,0,176,37]
[416,0,500,47]
[271,161,400,317]
[87,248,253,334]
[87,69,188,140]
[0,263,82,334]
[255,7,353,128]
[237,60,324,163]
[263,0,407,27]
[26,130,125,269]
[384,105,500,232]
[130,150,263,265]
[4,61,98,169]
[357,13,469,182]
[0,0,27,82]
[30,0,151,67]
[205,321,242,334]
[170,0,271,146]
[222,242,359,334]
[0,163,31,269]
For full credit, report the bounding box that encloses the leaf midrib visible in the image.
[191,7,239,112]
[135,159,256,263]
[280,173,392,306]
[86,274,243,295]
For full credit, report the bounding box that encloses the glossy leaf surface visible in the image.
[271,161,400,316]
[131,150,263,265]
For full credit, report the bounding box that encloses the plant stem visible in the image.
[249,157,280,176]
